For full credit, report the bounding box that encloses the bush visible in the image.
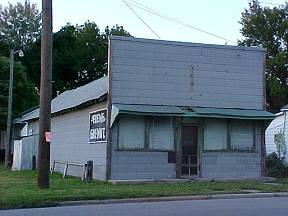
[266,153,288,177]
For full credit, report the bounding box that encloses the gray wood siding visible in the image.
[51,102,108,180]
[27,120,39,135]
[110,121,176,180]
[110,37,265,109]
[201,123,263,178]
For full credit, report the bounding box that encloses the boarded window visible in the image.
[118,115,145,149]
[204,119,227,150]
[149,117,174,150]
[230,120,254,151]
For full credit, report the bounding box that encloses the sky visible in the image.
[1,0,286,45]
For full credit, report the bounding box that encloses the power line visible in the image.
[121,0,161,39]
[257,1,284,6]
[125,0,236,44]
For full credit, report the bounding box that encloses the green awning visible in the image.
[185,107,275,120]
[110,104,185,127]
[110,104,275,127]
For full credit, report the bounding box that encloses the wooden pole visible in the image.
[4,49,14,168]
[37,0,52,189]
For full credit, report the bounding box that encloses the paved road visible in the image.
[1,197,288,216]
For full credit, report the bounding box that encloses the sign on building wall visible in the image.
[89,109,107,143]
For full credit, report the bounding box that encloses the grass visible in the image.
[1,163,288,209]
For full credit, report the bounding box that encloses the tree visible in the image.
[0,55,38,130]
[74,23,131,87]
[23,22,131,96]
[239,0,288,111]
[0,0,41,51]
[74,21,108,86]
[104,24,131,39]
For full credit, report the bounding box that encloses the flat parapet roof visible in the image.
[109,36,266,53]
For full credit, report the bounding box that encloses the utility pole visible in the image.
[37,0,52,188]
[5,49,14,168]
[5,49,24,168]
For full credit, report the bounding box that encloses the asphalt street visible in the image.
[1,197,288,216]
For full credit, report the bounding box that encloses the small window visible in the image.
[149,117,174,150]
[204,119,227,150]
[118,115,145,149]
[230,120,254,151]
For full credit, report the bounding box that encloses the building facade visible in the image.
[15,36,274,180]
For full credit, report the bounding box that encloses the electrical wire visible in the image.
[125,0,236,44]
[257,1,284,6]
[122,0,161,39]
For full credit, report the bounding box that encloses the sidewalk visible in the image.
[59,192,288,207]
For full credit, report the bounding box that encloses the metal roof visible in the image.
[110,104,274,127]
[21,76,108,121]
[110,104,185,127]
[189,107,275,120]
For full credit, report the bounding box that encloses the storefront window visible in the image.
[204,119,228,150]
[118,115,145,149]
[149,116,174,150]
[117,115,174,150]
[230,120,254,151]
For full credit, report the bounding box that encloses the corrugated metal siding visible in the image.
[201,123,263,178]
[110,37,265,110]
[50,102,108,180]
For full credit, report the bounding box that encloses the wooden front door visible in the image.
[181,125,198,177]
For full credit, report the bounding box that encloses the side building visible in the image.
[265,105,288,161]
[14,76,108,180]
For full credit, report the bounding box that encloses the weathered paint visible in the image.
[110,118,176,180]
[109,36,265,110]
[265,114,284,154]
[201,123,263,178]
[51,102,108,180]
[265,111,288,161]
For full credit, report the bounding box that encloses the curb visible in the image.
[58,192,288,207]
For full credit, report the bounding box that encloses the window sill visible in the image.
[114,148,176,153]
[202,150,256,153]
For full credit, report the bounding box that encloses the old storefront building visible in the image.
[15,36,274,180]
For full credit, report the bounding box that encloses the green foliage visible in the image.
[239,0,288,111]
[0,55,38,130]
[266,153,288,177]
[0,0,41,51]
[23,22,131,96]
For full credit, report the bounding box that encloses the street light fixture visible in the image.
[5,49,24,167]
